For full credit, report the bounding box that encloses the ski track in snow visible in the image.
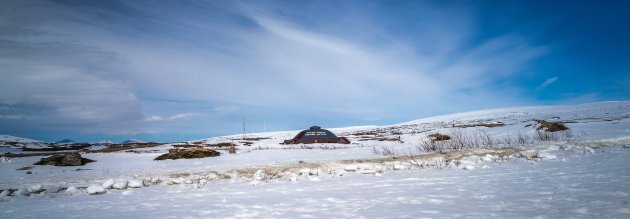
[1,147,630,218]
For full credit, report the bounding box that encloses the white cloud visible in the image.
[210,106,240,114]
[168,113,196,120]
[144,115,163,122]
[0,115,27,120]
[0,1,547,135]
[537,77,559,90]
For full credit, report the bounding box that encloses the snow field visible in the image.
[2,101,630,218]
[1,146,629,218]
[0,141,606,199]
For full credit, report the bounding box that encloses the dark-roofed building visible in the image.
[282,126,351,144]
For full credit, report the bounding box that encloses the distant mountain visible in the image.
[97,140,114,144]
[55,139,76,144]
[0,134,42,143]
[122,139,146,144]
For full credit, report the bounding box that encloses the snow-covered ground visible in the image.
[1,146,629,218]
[1,101,630,218]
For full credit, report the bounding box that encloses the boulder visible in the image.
[33,153,95,166]
[154,147,220,160]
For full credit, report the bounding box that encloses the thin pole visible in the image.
[242,115,246,139]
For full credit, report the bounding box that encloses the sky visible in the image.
[0,0,629,143]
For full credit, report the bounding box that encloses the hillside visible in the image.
[1,101,630,218]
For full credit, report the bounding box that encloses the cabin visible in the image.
[282,126,350,144]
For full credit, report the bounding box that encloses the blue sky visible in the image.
[0,0,628,143]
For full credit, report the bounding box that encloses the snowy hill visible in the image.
[96,140,114,144]
[122,139,146,144]
[54,139,76,145]
[0,135,50,153]
[0,135,42,143]
[1,101,630,218]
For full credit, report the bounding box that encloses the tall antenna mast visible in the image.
[242,115,246,139]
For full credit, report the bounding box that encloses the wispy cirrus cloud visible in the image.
[537,77,559,90]
[0,0,550,139]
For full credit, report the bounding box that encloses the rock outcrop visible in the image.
[154,147,221,160]
[34,153,95,166]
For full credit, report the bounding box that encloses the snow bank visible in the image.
[0,190,10,197]
[102,179,116,189]
[112,179,128,190]
[65,186,79,194]
[127,179,145,188]
[86,184,106,195]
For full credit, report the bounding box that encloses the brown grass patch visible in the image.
[206,142,236,147]
[428,133,451,141]
[453,123,505,128]
[154,147,221,160]
[536,120,569,132]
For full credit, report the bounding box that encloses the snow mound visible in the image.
[112,179,128,189]
[127,179,145,188]
[537,152,558,160]
[102,179,116,189]
[65,186,79,194]
[86,184,106,195]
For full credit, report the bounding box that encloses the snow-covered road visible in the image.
[2,147,629,218]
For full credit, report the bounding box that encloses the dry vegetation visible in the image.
[230,137,272,141]
[453,123,505,128]
[536,120,569,132]
[369,125,578,156]
[428,133,451,141]
[358,136,401,142]
[154,147,221,160]
[205,142,236,147]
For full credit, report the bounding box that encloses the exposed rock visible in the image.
[33,153,95,166]
[16,166,33,171]
[154,147,221,160]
